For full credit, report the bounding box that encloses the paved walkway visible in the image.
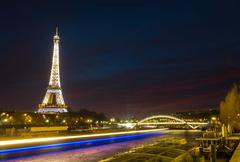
[230,143,240,162]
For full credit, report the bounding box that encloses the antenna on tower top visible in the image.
[56,27,58,36]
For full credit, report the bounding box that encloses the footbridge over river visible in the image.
[119,115,209,129]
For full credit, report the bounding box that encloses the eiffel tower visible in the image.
[38,28,68,113]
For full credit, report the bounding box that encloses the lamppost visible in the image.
[86,119,93,130]
[211,116,217,133]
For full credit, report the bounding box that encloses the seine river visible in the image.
[1,130,201,162]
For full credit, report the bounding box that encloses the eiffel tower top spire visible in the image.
[54,26,60,41]
[56,27,58,35]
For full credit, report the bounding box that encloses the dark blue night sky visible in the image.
[0,1,240,118]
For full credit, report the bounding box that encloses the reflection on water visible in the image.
[1,130,201,162]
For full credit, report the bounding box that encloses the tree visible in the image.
[220,84,240,132]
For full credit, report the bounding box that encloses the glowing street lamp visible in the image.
[211,117,216,121]
[110,118,115,122]
[3,118,8,123]
[211,116,217,132]
[1,112,6,116]
[86,119,92,123]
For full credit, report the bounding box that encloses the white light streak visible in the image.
[0,129,167,147]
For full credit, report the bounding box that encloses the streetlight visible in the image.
[3,118,8,123]
[86,119,93,130]
[211,117,216,121]
[110,118,115,123]
[211,116,217,133]
[1,112,6,116]
[86,119,92,123]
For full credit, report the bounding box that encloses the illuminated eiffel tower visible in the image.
[38,28,68,113]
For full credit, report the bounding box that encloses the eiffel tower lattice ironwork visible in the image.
[38,28,68,113]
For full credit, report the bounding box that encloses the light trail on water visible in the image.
[0,128,167,147]
[0,132,162,154]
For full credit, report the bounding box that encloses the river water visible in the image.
[1,130,201,162]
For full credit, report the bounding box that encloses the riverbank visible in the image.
[100,130,240,162]
[100,137,200,162]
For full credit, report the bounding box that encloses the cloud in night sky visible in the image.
[0,1,240,118]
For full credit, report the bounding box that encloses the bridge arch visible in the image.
[136,115,208,129]
[138,115,186,124]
